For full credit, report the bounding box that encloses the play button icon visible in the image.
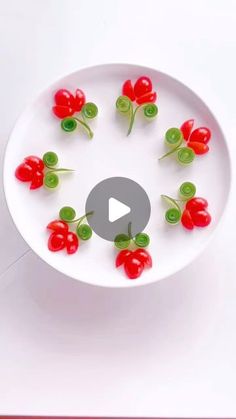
[108,198,130,222]
[85,177,151,242]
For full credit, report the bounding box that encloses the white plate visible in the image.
[3,64,231,288]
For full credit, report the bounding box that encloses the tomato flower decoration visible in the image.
[52,88,98,139]
[159,120,211,165]
[114,222,152,279]
[116,76,158,136]
[47,206,94,254]
[161,182,212,230]
[15,152,73,190]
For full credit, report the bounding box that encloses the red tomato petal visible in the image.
[136,91,157,105]
[48,232,66,252]
[133,248,152,267]
[52,105,74,119]
[188,142,209,155]
[122,80,135,101]
[74,89,86,111]
[47,220,69,234]
[181,209,194,230]
[115,250,132,267]
[54,89,75,108]
[124,255,144,279]
[191,210,212,227]
[186,197,208,213]
[15,163,33,182]
[66,232,79,254]
[30,170,44,189]
[189,127,211,144]
[24,156,44,171]
[180,119,194,141]
[134,76,152,98]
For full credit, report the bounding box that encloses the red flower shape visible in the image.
[47,219,79,254]
[115,248,152,279]
[180,119,211,155]
[122,76,157,105]
[15,155,44,189]
[52,88,86,119]
[181,197,211,230]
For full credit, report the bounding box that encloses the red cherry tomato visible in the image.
[24,155,44,171]
[180,119,194,141]
[48,232,66,252]
[186,197,208,213]
[74,88,86,112]
[116,249,132,267]
[124,254,144,279]
[54,89,75,108]
[134,76,152,98]
[191,210,211,227]
[136,91,157,105]
[15,163,33,182]
[181,209,194,230]
[134,248,152,267]
[188,141,209,155]
[122,80,135,101]
[66,232,79,254]
[52,105,74,119]
[47,220,69,234]
[189,127,211,144]
[30,170,44,190]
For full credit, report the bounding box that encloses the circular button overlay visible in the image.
[85,177,151,242]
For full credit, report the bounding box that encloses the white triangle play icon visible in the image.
[108,197,131,223]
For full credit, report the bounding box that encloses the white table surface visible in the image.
[0,0,236,417]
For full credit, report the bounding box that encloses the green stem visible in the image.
[81,112,87,123]
[74,117,93,139]
[47,168,74,173]
[175,198,188,202]
[161,195,181,212]
[68,211,94,225]
[127,104,148,136]
[128,222,132,239]
[158,143,182,160]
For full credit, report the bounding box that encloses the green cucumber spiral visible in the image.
[82,102,98,119]
[44,172,59,189]
[165,127,183,147]
[134,233,150,248]
[76,224,92,240]
[59,206,76,222]
[143,103,158,119]
[165,208,181,224]
[61,117,77,132]
[43,151,58,168]
[114,233,130,249]
[177,147,195,165]
[179,182,196,199]
[116,95,132,114]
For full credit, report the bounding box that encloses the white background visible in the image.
[0,0,236,417]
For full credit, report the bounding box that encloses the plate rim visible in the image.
[3,62,232,288]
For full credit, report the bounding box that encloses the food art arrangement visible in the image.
[15,76,212,281]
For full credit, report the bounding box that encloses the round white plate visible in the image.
[4,64,231,287]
